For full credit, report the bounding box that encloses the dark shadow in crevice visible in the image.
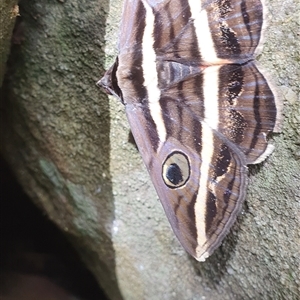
[0,156,109,299]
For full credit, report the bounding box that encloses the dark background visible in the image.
[0,156,109,299]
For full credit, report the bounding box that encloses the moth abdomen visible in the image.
[157,60,205,89]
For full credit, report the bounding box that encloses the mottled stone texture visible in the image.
[0,0,19,86]
[1,0,299,299]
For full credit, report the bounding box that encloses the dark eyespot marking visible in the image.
[166,163,183,185]
[162,151,190,189]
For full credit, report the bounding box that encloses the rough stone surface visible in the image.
[0,0,19,86]
[1,0,299,299]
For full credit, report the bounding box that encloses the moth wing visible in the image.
[118,0,186,52]
[118,0,146,52]
[158,61,280,165]
[124,56,279,260]
[123,0,266,63]
[199,0,266,60]
[203,62,281,164]
[102,0,281,261]
[125,98,248,261]
[118,0,204,63]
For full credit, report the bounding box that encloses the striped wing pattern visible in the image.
[100,0,281,261]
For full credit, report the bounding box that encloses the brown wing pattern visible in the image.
[100,0,282,261]
[202,0,265,60]
[125,100,248,259]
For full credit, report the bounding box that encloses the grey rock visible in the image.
[1,0,299,299]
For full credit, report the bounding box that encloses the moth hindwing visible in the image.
[99,0,282,261]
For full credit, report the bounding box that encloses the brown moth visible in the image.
[99,0,282,261]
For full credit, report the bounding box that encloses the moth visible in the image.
[99,0,282,261]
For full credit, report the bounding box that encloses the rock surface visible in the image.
[1,0,299,299]
[0,0,19,86]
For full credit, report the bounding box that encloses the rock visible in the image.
[1,0,299,299]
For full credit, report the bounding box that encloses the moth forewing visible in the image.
[99,0,281,261]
